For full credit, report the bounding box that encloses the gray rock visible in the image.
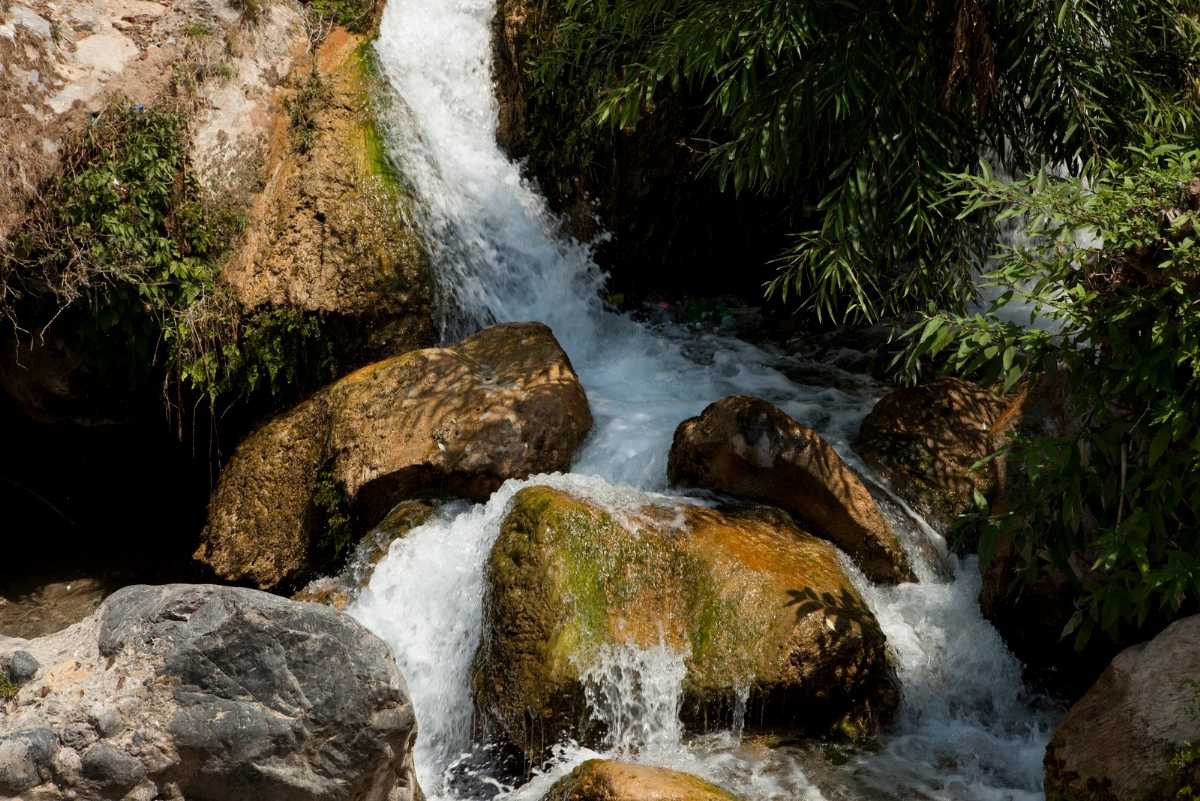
[0,584,421,801]
[2,650,39,684]
[0,728,57,795]
[81,742,145,796]
[89,707,123,739]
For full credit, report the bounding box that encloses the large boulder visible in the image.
[474,486,898,763]
[0,584,420,801]
[855,378,1014,532]
[668,395,913,584]
[1043,615,1200,801]
[544,761,740,801]
[197,322,592,589]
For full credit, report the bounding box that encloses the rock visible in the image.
[544,760,741,801]
[0,584,421,801]
[668,395,913,584]
[294,499,442,610]
[0,728,57,796]
[474,486,897,763]
[856,378,1014,532]
[2,650,39,684]
[223,27,436,366]
[1043,615,1200,801]
[198,322,592,589]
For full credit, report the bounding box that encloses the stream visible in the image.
[348,0,1058,798]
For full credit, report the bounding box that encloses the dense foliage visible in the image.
[523,0,1200,322]
[902,144,1200,645]
[0,104,335,414]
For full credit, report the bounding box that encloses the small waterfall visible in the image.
[349,0,1057,799]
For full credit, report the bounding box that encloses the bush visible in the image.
[522,0,1200,322]
[1,102,335,416]
[901,143,1200,646]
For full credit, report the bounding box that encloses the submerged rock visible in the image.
[855,378,1013,532]
[668,395,913,584]
[198,322,592,589]
[1043,615,1200,801]
[474,486,897,763]
[544,760,741,801]
[0,584,420,801]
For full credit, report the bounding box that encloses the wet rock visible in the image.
[669,395,913,584]
[199,322,592,589]
[294,499,442,610]
[1044,615,1200,801]
[474,486,898,763]
[544,760,741,801]
[856,378,1014,532]
[0,584,421,801]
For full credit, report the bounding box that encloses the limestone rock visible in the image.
[198,323,592,589]
[1043,615,1200,801]
[855,378,1013,532]
[0,584,420,801]
[544,761,741,801]
[474,486,897,762]
[669,395,913,584]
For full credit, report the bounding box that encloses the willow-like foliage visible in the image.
[529,0,1200,321]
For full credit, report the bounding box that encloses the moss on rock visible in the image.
[474,486,898,764]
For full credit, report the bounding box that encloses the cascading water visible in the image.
[349,0,1058,798]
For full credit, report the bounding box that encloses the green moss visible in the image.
[0,675,18,702]
[305,0,375,33]
[310,465,354,572]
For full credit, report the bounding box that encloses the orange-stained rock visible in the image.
[474,486,897,763]
[197,323,591,589]
[668,395,913,584]
[544,761,741,801]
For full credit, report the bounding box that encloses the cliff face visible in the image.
[0,0,307,244]
[0,0,434,575]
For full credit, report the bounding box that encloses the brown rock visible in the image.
[544,761,741,801]
[668,396,913,584]
[223,26,436,365]
[474,486,897,763]
[197,323,592,589]
[855,378,1013,532]
[1043,615,1200,801]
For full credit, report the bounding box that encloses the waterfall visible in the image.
[348,0,1057,798]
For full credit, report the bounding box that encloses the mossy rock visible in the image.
[473,486,898,763]
[544,760,742,801]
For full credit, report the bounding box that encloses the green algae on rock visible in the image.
[473,486,898,763]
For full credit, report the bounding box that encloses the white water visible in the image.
[350,0,1057,798]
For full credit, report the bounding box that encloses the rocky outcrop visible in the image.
[544,761,741,801]
[198,323,593,589]
[1043,615,1200,801]
[0,584,420,801]
[856,378,1014,532]
[0,0,307,243]
[668,395,913,584]
[474,486,897,763]
[223,27,435,365]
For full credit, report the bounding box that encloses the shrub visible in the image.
[521,0,1200,322]
[900,143,1200,646]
